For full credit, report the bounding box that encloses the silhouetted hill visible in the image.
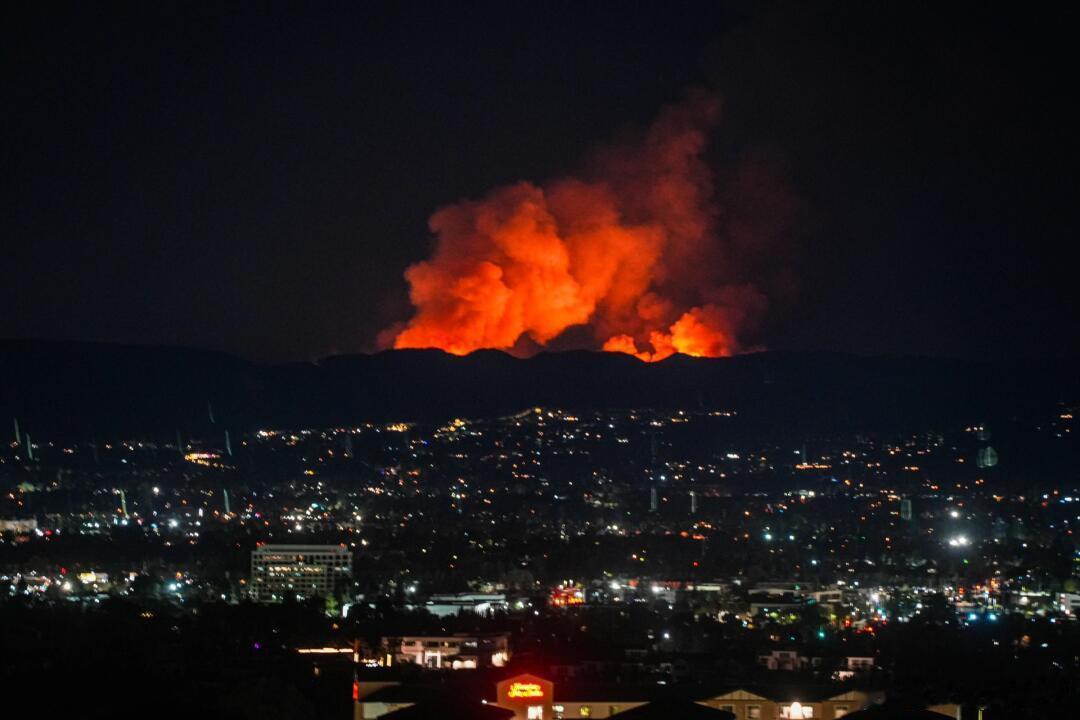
[1,340,1076,439]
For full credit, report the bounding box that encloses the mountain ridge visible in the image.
[2,339,1076,439]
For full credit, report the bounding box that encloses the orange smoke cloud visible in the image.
[600,296,762,362]
[389,90,783,360]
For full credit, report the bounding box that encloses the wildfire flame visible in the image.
[386,90,779,361]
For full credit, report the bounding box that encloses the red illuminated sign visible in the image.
[507,682,545,699]
[550,586,585,607]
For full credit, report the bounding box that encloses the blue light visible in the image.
[988,613,998,621]
[967,612,978,622]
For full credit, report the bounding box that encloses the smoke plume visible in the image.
[386,89,789,361]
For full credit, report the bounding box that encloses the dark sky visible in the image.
[3,1,1077,362]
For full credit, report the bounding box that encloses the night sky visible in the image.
[4,1,1077,362]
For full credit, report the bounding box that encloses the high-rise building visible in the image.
[977,446,998,468]
[251,544,352,603]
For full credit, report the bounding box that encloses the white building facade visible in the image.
[250,544,352,603]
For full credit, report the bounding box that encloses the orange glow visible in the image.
[600,303,747,361]
[386,91,782,360]
[508,682,545,699]
[550,586,585,607]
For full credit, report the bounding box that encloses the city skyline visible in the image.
[2,3,1078,718]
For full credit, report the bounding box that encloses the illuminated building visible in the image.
[423,592,509,617]
[757,649,813,672]
[496,674,554,720]
[976,446,998,468]
[355,672,964,720]
[1058,592,1080,616]
[703,689,878,720]
[550,585,586,607]
[250,544,351,603]
[387,633,510,669]
[0,518,37,534]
